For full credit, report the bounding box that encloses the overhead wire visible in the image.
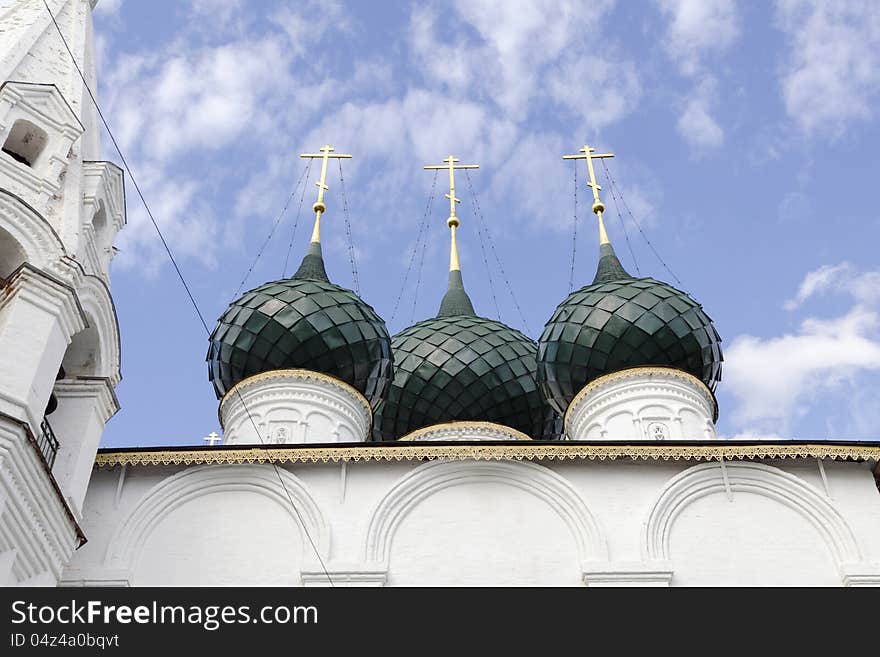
[44,1,335,586]
[389,170,437,324]
[601,159,682,287]
[569,159,578,293]
[467,183,503,321]
[463,171,532,335]
[410,210,432,324]
[337,159,360,295]
[228,159,310,296]
[280,158,313,279]
[602,161,641,276]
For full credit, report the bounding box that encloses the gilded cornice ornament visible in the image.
[95,442,880,468]
[398,421,532,442]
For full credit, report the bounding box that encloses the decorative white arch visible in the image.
[105,465,330,571]
[74,274,121,384]
[0,188,65,268]
[363,459,608,566]
[642,462,862,570]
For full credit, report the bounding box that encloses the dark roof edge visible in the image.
[98,439,880,454]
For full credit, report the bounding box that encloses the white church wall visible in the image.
[668,491,840,585]
[386,480,581,585]
[63,457,880,587]
[134,490,306,587]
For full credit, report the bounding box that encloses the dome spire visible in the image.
[293,144,352,281]
[424,155,480,317]
[563,144,631,283]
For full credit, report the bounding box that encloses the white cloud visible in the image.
[784,262,880,309]
[720,430,790,441]
[725,305,880,425]
[655,0,739,150]
[777,190,811,223]
[726,263,880,430]
[271,0,351,57]
[95,0,124,15]
[656,0,740,75]
[95,0,375,273]
[676,78,725,148]
[409,7,473,92]
[99,0,644,274]
[547,54,641,133]
[409,0,635,125]
[776,0,880,136]
[107,36,295,162]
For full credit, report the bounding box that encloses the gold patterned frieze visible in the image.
[95,442,880,469]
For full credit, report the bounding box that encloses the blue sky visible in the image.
[91,0,880,447]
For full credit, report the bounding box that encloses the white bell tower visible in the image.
[0,0,124,586]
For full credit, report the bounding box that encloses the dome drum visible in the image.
[219,369,372,445]
[564,366,718,440]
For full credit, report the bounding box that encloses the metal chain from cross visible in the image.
[299,144,352,243]
[563,145,614,244]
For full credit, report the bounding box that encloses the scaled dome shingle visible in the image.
[207,242,393,406]
[537,242,723,416]
[372,270,558,440]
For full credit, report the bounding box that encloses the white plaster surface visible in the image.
[63,457,880,587]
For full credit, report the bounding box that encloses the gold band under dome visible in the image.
[398,421,532,442]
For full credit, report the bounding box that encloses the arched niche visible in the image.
[363,459,608,585]
[0,225,27,280]
[642,462,863,586]
[105,465,330,585]
[2,119,48,167]
[61,324,101,378]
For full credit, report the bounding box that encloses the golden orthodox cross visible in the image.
[423,155,479,228]
[563,145,615,243]
[299,144,352,242]
[423,155,479,272]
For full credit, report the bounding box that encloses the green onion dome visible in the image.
[207,241,393,406]
[372,269,557,440]
[537,241,723,417]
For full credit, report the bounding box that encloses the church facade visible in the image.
[2,0,879,587]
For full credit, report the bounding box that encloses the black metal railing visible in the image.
[37,417,60,469]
